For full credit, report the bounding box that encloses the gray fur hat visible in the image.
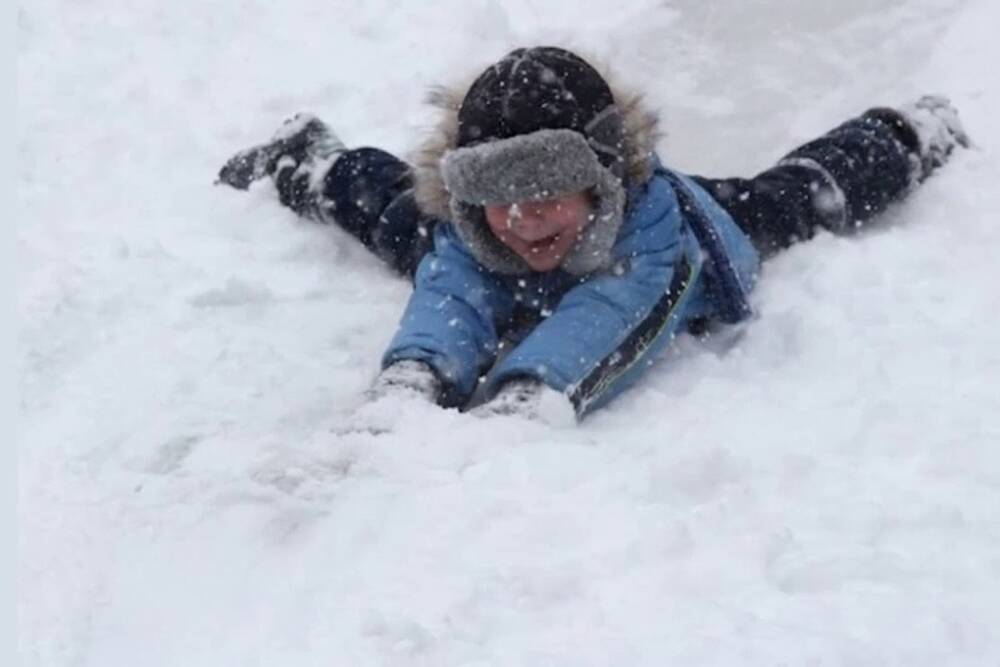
[412,47,660,275]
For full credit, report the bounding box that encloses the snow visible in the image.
[17,0,1000,664]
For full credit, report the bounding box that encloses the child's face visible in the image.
[483,191,593,272]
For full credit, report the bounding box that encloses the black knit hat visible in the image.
[456,47,626,180]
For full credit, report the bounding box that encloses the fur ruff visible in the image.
[410,62,661,275]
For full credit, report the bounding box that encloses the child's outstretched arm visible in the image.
[381,225,516,407]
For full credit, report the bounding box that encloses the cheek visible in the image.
[483,207,506,234]
[485,206,525,241]
[557,202,593,234]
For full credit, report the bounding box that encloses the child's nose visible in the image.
[509,208,552,237]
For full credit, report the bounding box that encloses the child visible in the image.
[217,46,968,420]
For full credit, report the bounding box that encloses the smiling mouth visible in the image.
[526,233,561,252]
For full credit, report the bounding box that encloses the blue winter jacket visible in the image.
[383,162,760,417]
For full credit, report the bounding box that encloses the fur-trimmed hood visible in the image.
[410,60,662,275]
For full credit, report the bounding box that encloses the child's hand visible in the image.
[333,361,440,436]
[470,379,576,426]
[366,360,441,404]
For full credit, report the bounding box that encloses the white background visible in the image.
[18,0,1000,664]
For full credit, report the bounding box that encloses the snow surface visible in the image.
[17,0,1000,664]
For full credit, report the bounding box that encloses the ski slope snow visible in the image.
[17,0,1000,664]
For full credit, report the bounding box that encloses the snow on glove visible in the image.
[366,360,441,404]
[469,378,576,425]
[334,361,441,436]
